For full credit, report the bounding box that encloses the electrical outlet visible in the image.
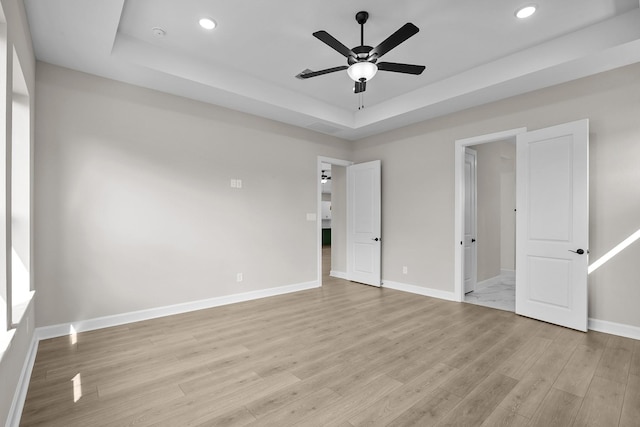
[402,266,408,274]
[236,179,242,188]
[230,179,237,188]
[236,273,243,282]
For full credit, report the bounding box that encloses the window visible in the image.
[0,4,34,353]
[11,47,32,324]
[0,18,7,336]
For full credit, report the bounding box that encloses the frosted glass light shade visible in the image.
[347,62,378,82]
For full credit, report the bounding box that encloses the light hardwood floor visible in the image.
[20,249,640,426]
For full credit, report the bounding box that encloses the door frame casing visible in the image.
[454,128,527,302]
[317,156,353,286]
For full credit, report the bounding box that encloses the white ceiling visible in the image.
[24,0,640,140]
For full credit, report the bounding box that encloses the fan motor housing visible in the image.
[348,46,375,65]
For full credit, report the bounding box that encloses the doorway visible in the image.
[462,141,516,312]
[454,121,589,331]
[317,157,352,285]
[454,128,526,302]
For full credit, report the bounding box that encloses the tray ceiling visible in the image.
[25,0,640,140]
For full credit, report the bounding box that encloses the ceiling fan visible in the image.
[296,11,426,94]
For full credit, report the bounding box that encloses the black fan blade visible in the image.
[354,80,366,93]
[296,66,348,79]
[370,23,419,59]
[377,62,425,75]
[313,31,356,58]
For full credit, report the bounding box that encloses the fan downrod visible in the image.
[351,11,372,64]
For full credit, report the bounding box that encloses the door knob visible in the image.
[471,238,476,243]
[372,237,380,241]
[569,249,585,255]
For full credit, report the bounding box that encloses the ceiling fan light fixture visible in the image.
[515,4,537,19]
[347,61,378,82]
[199,17,217,30]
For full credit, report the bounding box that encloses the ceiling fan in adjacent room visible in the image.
[296,11,426,94]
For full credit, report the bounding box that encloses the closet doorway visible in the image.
[463,141,516,312]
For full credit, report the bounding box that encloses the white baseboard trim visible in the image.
[329,270,348,280]
[38,281,319,340]
[382,280,458,302]
[588,318,640,341]
[7,333,39,427]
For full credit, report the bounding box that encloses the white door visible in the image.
[516,119,589,331]
[464,149,478,293]
[347,160,381,287]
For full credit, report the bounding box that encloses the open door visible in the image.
[516,119,589,331]
[463,148,477,294]
[347,160,381,287]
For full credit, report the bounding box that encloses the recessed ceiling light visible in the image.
[152,27,166,37]
[515,5,537,19]
[199,17,216,30]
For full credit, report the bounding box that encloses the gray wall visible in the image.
[34,62,352,327]
[353,62,640,328]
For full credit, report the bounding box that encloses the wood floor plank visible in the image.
[97,359,212,398]
[573,375,626,427]
[619,373,640,427]
[498,341,575,418]
[552,344,603,397]
[246,387,343,427]
[385,387,461,427]
[594,345,632,385]
[296,374,404,427]
[436,372,517,427]
[527,388,581,427]
[178,369,262,397]
[442,323,510,370]
[607,335,637,352]
[440,324,531,398]
[348,363,458,426]
[193,406,257,427]
[495,336,552,380]
[631,340,640,377]
[109,372,300,426]
[478,406,529,427]
[244,369,361,419]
